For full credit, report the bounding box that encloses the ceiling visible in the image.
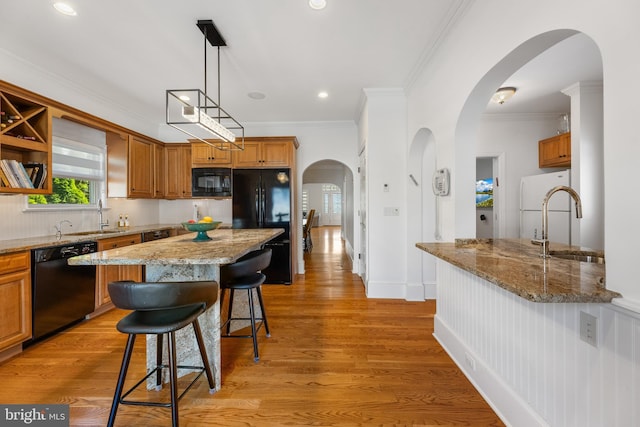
[0,0,462,136]
[0,1,603,141]
[484,32,603,115]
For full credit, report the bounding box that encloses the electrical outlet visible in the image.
[580,311,598,347]
[464,351,476,371]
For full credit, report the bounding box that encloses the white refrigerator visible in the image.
[519,170,571,244]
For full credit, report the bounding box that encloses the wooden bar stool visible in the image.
[106,280,218,427]
[220,248,272,362]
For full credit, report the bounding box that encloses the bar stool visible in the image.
[107,280,218,427]
[220,248,272,362]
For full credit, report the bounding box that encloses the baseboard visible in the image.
[433,315,548,427]
[366,281,435,301]
[0,343,23,364]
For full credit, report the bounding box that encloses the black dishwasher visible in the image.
[28,241,97,345]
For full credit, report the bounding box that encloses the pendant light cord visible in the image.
[202,25,223,121]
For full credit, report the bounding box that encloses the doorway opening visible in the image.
[301,159,356,275]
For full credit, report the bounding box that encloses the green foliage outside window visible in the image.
[28,178,91,205]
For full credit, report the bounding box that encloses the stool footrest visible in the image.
[120,364,206,408]
[220,318,266,338]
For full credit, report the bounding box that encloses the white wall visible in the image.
[405,0,640,308]
[476,114,559,238]
[360,89,408,298]
[401,0,640,424]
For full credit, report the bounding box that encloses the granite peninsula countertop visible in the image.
[416,238,620,303]
[68,228,283,266]
[0,224,186,255]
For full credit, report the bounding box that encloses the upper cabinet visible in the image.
[232,136,298,168]
[107,133,162,199]
[153,143,165,199]
[128,136,154,198]
[539,133,571,168]
[0,82,52,194]
[191,141,232,167]
[165,144,192,199]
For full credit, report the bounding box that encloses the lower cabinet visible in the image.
[0,251,31,352]
[96,234,142,310]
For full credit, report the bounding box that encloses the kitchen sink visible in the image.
[549,250,605,264]
[66,229,123,236]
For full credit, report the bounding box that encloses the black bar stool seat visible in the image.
[107,280,218,427]
[220,248,272,362]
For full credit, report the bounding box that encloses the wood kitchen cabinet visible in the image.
[539,132,571,168]
[232,137,297,168]
[191,141,232,166]
[107,132,163,198]
[0,82,52,194]
[127,136,154,197]
[0,251,31,352]
[165,144,192,199]
[96,234,142,310]
[153,143,165,198]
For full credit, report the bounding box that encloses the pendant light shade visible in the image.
[166,20,244,150]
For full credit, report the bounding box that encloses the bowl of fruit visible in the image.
[181,217,222,241]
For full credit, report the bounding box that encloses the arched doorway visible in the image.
[406,128,438,300]
[301,159,355,273]
[456,30,604,249]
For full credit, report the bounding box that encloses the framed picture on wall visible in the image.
[476,178,493,208]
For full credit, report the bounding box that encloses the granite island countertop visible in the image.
[416,238,620,303]
[68,228,283,266]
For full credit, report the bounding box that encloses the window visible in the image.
[302,190,309,214]
[28,118,106,209]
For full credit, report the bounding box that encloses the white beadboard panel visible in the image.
[434,260,639,427]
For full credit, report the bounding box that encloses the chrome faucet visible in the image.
[98,199,109,231]
[54,220,72,239]
[532,185,583,257]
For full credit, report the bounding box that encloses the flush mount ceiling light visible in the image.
[166,19,244,150]
[491,87,517,104]
[53,2,77,16]
[309,0,327,10]
[318,91,329,99]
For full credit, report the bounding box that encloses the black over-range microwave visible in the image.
[192,168,232,197]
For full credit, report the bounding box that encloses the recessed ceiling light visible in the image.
[53,2,77,16]
[178,95,190,101]
[318,91,329,99]
[248,91,266,100]
[309,0,327,10]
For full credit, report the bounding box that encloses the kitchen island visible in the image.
[416,238,619,303]
[69,227,283,391]
[415,238,636,426]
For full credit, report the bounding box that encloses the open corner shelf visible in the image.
[0,83,52,194]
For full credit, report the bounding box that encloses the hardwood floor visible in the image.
[0,226,504,426]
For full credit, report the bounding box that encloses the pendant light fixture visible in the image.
[166,19,244,150]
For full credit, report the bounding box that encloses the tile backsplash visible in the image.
[0,194,231,240]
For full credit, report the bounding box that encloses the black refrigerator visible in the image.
[232,168,291,284]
